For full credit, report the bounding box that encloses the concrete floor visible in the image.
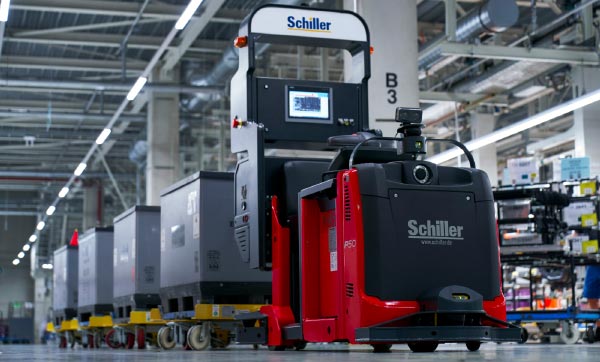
[1,343,600,361]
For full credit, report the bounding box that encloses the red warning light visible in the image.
[234,36,248,48]
[232,117,246,129]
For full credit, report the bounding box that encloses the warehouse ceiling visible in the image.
[0,0,596,263]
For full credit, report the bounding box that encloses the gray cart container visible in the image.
[77,227,114,321]
[113,205,161,319]
[160,171,270,314]
[52,245,78,325]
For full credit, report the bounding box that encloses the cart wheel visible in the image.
[58,335,67,349]
[518,328,528,344]
[466,341,481,351]
[294,341,307,351]
[253,344,259,350]
[371,344,392,353]
[559,320,580,344]
[157,326,177,350]
[105,329,123,349]
[268,345,286,351]
[125,332,135,349]
[137,327,146,349]
[408,341,438,353]
[586,326,596,344]
[186,323,210,351]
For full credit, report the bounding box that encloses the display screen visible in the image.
[287,87,331,122]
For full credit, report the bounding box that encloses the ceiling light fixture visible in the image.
[74,162,87,176]
[58,187,69,198]
[95,128,112,145]
[0,0,11,22]
[175,0,204,30]
[126,77,148,101]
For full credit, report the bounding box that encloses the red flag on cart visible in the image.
[69,229,79,247]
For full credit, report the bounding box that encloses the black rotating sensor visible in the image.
[413,165,431,184]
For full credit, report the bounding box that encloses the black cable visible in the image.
[348,137,399,169]
[427,138,476,169]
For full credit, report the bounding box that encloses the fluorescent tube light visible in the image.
[58,187,69,198]
[46,206,56,216]
[18,252,25,259]
[74,162,87,176]
[427,87,600,165]
[36,221,45,231]
[23,244,30,252]
[126,77,148,101]
[29,235,37,242]
[12,259,19,265]
[95,128,112,145]
[0,0,11,22]
[175,0,204,30]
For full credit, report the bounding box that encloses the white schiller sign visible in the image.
[250,7,367,42]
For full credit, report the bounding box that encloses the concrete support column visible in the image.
[82,182,101,230]
[344,0,419,136]
[471,112,498,186]
[572,67,600,177]
[33,272,51,343]
[146,68,180,205]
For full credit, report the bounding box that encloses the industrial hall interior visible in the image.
[1,0,600,361]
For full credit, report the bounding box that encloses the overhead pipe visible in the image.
[419,0,519,71]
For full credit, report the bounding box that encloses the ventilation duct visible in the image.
[419,0,519,71]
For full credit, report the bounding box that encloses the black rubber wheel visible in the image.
[268,345,286,351]
[371,344,392,353]
[586,326,596,344]
[466,341,481,351]
[408,341,438,353]
[294,341,307,351]
[518,328,528,344]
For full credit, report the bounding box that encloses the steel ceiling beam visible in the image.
[0,56,146,73]
[0,128,138,141]
[11,0,244,21]
[419,91,509,106]
[14,18,166,37]
[11,0,187,19]
[0,110,146,122]
[0,79,225,95]
[6,31,224,54]
[438,43,600,65]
